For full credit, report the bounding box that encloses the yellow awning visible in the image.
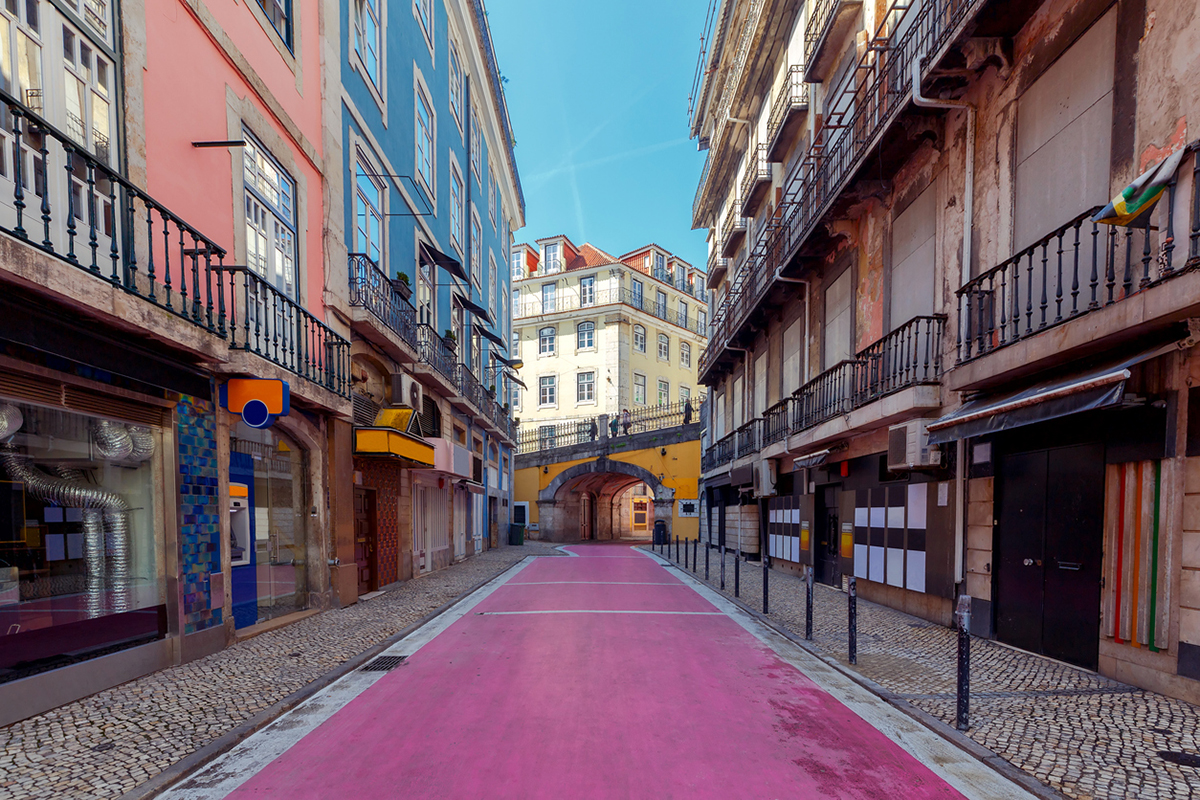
[353,427,435,466]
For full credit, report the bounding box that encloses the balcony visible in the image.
[739,144,772,218]
[720,208,747,257]
[348,253,419,361]
[701,433,735,472]
[706,252,729,290]
[767,66,809,162]
[414,323,458,389]
[954,150,1200,390]
[449,362,487,414]
[705,316,946,472]
[804,0,863,82]
[514,287,706,335]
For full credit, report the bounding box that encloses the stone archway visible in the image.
[536,457,674,543]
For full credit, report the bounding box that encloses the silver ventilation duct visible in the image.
[0,404,22,441]
[91,420,134,461]
[127,426,155,462]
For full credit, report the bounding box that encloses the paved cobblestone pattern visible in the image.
[650,544,1200,800]
[0,542,564,799]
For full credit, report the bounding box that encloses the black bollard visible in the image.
[705,541,710,580]
[955,595,971,732]
[685,537,690,571]
[720,545,726,590]
[734,551,740,598]
[762,554,769,614]
[675,535,679,563]
[848,576,857,665]
[693,539,698,574]
[805,566,814,641]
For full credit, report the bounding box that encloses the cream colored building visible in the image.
[511,236,708,430]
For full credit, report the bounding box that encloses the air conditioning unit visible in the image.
[390,372,424,410]
[752,458,778,498]
[887,419,941,471]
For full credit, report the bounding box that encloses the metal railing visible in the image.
[856,315,945,403]
[348,253,418,352]
[515,399,699,455]
[735,418,763,459]
[225,267,350,397]
[957,148,1200,362]
[762,396,794,446]
[0,86,229,338]
[767,66,809,152]
[454,363,488,411]
[739,143,772,213]
[722,207,747,253]
[702,433,736,471]
[804,0,849,68]
[794,359,857,431]
[515,287,708,335]
[416,324,457,384]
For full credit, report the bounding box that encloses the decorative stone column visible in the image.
[652,499,675,541]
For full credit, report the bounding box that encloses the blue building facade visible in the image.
[340,0,524,585]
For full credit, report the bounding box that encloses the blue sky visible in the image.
[487,0,710,270]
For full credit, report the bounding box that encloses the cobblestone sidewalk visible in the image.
[649,543,1200,800]
[0,542,564,800]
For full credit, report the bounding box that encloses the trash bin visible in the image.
[652,519,667,545]
[509,523,525,546]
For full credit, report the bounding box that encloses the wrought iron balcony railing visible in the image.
[735,418,763,460]
[348,253,418,352]
[225,267,350,397]
[515,287,708,336]
[721,207,748,257]
[702,433,736,471]
[416,323,458,384]
[957,147,1200,363]
[856,315,946,404]
[767,66,809,162]
[454,363,488,412]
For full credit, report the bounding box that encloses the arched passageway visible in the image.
[535,458,674,543]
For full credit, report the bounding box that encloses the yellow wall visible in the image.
[513,438,702,539]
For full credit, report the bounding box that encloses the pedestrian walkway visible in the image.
[160,543,1035,799]
[653,542,1200,800]
[0,543,564,800]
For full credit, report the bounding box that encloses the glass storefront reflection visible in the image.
[0,400,164,683]
[229,421,309,629]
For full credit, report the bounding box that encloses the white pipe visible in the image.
[954,439,965,586]
[774,269,811,385]
[910,60,974,291]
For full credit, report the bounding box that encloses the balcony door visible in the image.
[889,182,936,328]
[823,260,853,368]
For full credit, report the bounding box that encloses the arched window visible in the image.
[680,341,692,368]
[577,321,595,349]
[633,324,646,352]
[657,333,670,360]
[538,326,556,355]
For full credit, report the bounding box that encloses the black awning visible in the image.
[492,353,520,368]
[791,449,831,469]
[506,370,527,389]
[455,295,495,326]
[926,342,1178,445]
[474,322,506,348]
[420,241,467,282]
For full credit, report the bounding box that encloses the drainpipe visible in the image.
[773,269,811,384]
[910,60,974,292]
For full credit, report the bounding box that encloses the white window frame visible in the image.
[470,208,482,287]
[680,385,691,403]
[414,0,434,53]
[354,148,385,268]
[469,106,481,181]
[657,378,669,406]
[577,320,595,350]
[539,375,557,408]
[541,282,556,313]
[354,0,382,92]
[538,326,556,356]
[633,324,646,353]
[657,333,670,362]
[448,39,463,130]
[243,131,298,298]
[580,275,595,307]
[544,242,561,273]
[488,172,497,229]
[414,78,435,197]
[577,371,595,403]
[511,251,523,280]
[633,373,646,405]
[680,341,691,369]
[449,160,464,253]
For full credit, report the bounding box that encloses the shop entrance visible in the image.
[354,488,377,594]
[995,444,1105,669]
[631,499,648,534]
[816,486,842,587]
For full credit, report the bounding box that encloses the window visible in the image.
[657,379,669,406]
[577,321,594,350]
[354,0,380,88]
[679,300,689,324]
[488,254,497,306]
[469,109,481,179]
[415,88,434,191]
[544,242,561,273]
[244,133,297,297]
[631,279,643,308]
[580,276,595,307]
[489,175,497,228]
[699,309,708,333]
[418,259,434,325]
[680,385,691,403]
[656,290,668,318]
[511,288,520,316]
[355,154,383,265]
[541,283,556,313]
[538,424,557,448]
[577,371,595,402]
[61,18,114,164]
[655,252,665,273]
[657,333,669,361]
[255,0,292,49]
[634,373,646,405]
[452,299,465,355]
[512,385,521,411]
[538,326,556,355]
[633,324,646,353]
[415,0,433,42]
[511,330,519,352]
[511,252,523,280]
[470,212,481,283]
[448,42,463,127]
[539,376,557,406]
[449,164,464,249]
[680,341,691,368]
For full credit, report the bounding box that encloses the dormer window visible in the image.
[544,242,561,273]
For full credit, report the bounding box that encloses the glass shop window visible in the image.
[0,399,164,683]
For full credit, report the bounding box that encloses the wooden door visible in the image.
[354,488,376,594]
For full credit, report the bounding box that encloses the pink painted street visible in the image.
[163,546,1030,799]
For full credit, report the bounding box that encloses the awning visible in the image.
[420,242,467,282]
[492,353,521,368]
[791,449,831,469]
[455,295,495,326]
[474,322,506,349]
[926,342,1178,445]
[506,370,527,389]
[353,426,435,466]
[457,479,486,495]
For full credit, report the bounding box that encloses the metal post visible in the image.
[762,554,769,613]
[734,551,740,598]
[848,576,857,665]
[684,536,690,570]
[705,540,710,580]
[955,594,972,732]
[720,544,726,589]
[805,566,813,641]
[675,535,679,563]
[693,539,698,574]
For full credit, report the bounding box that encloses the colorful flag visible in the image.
[1092,148,1185,228]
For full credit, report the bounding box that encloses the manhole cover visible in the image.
[1158,751,1200,767]
[92,743,115,752]
[360,655,407,672]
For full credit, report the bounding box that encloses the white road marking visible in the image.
[475,609,723,615]
[158,557,537,800]
[504,581,686,586]
[634,548,1038,800]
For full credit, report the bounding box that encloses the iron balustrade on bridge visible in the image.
[225,267,350,397]
[0,86,229,338]
[348,253,418,351]
[516,399,699,456]
[957,147,1200,362]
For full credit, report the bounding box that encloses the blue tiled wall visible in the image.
[177,393,222,634]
